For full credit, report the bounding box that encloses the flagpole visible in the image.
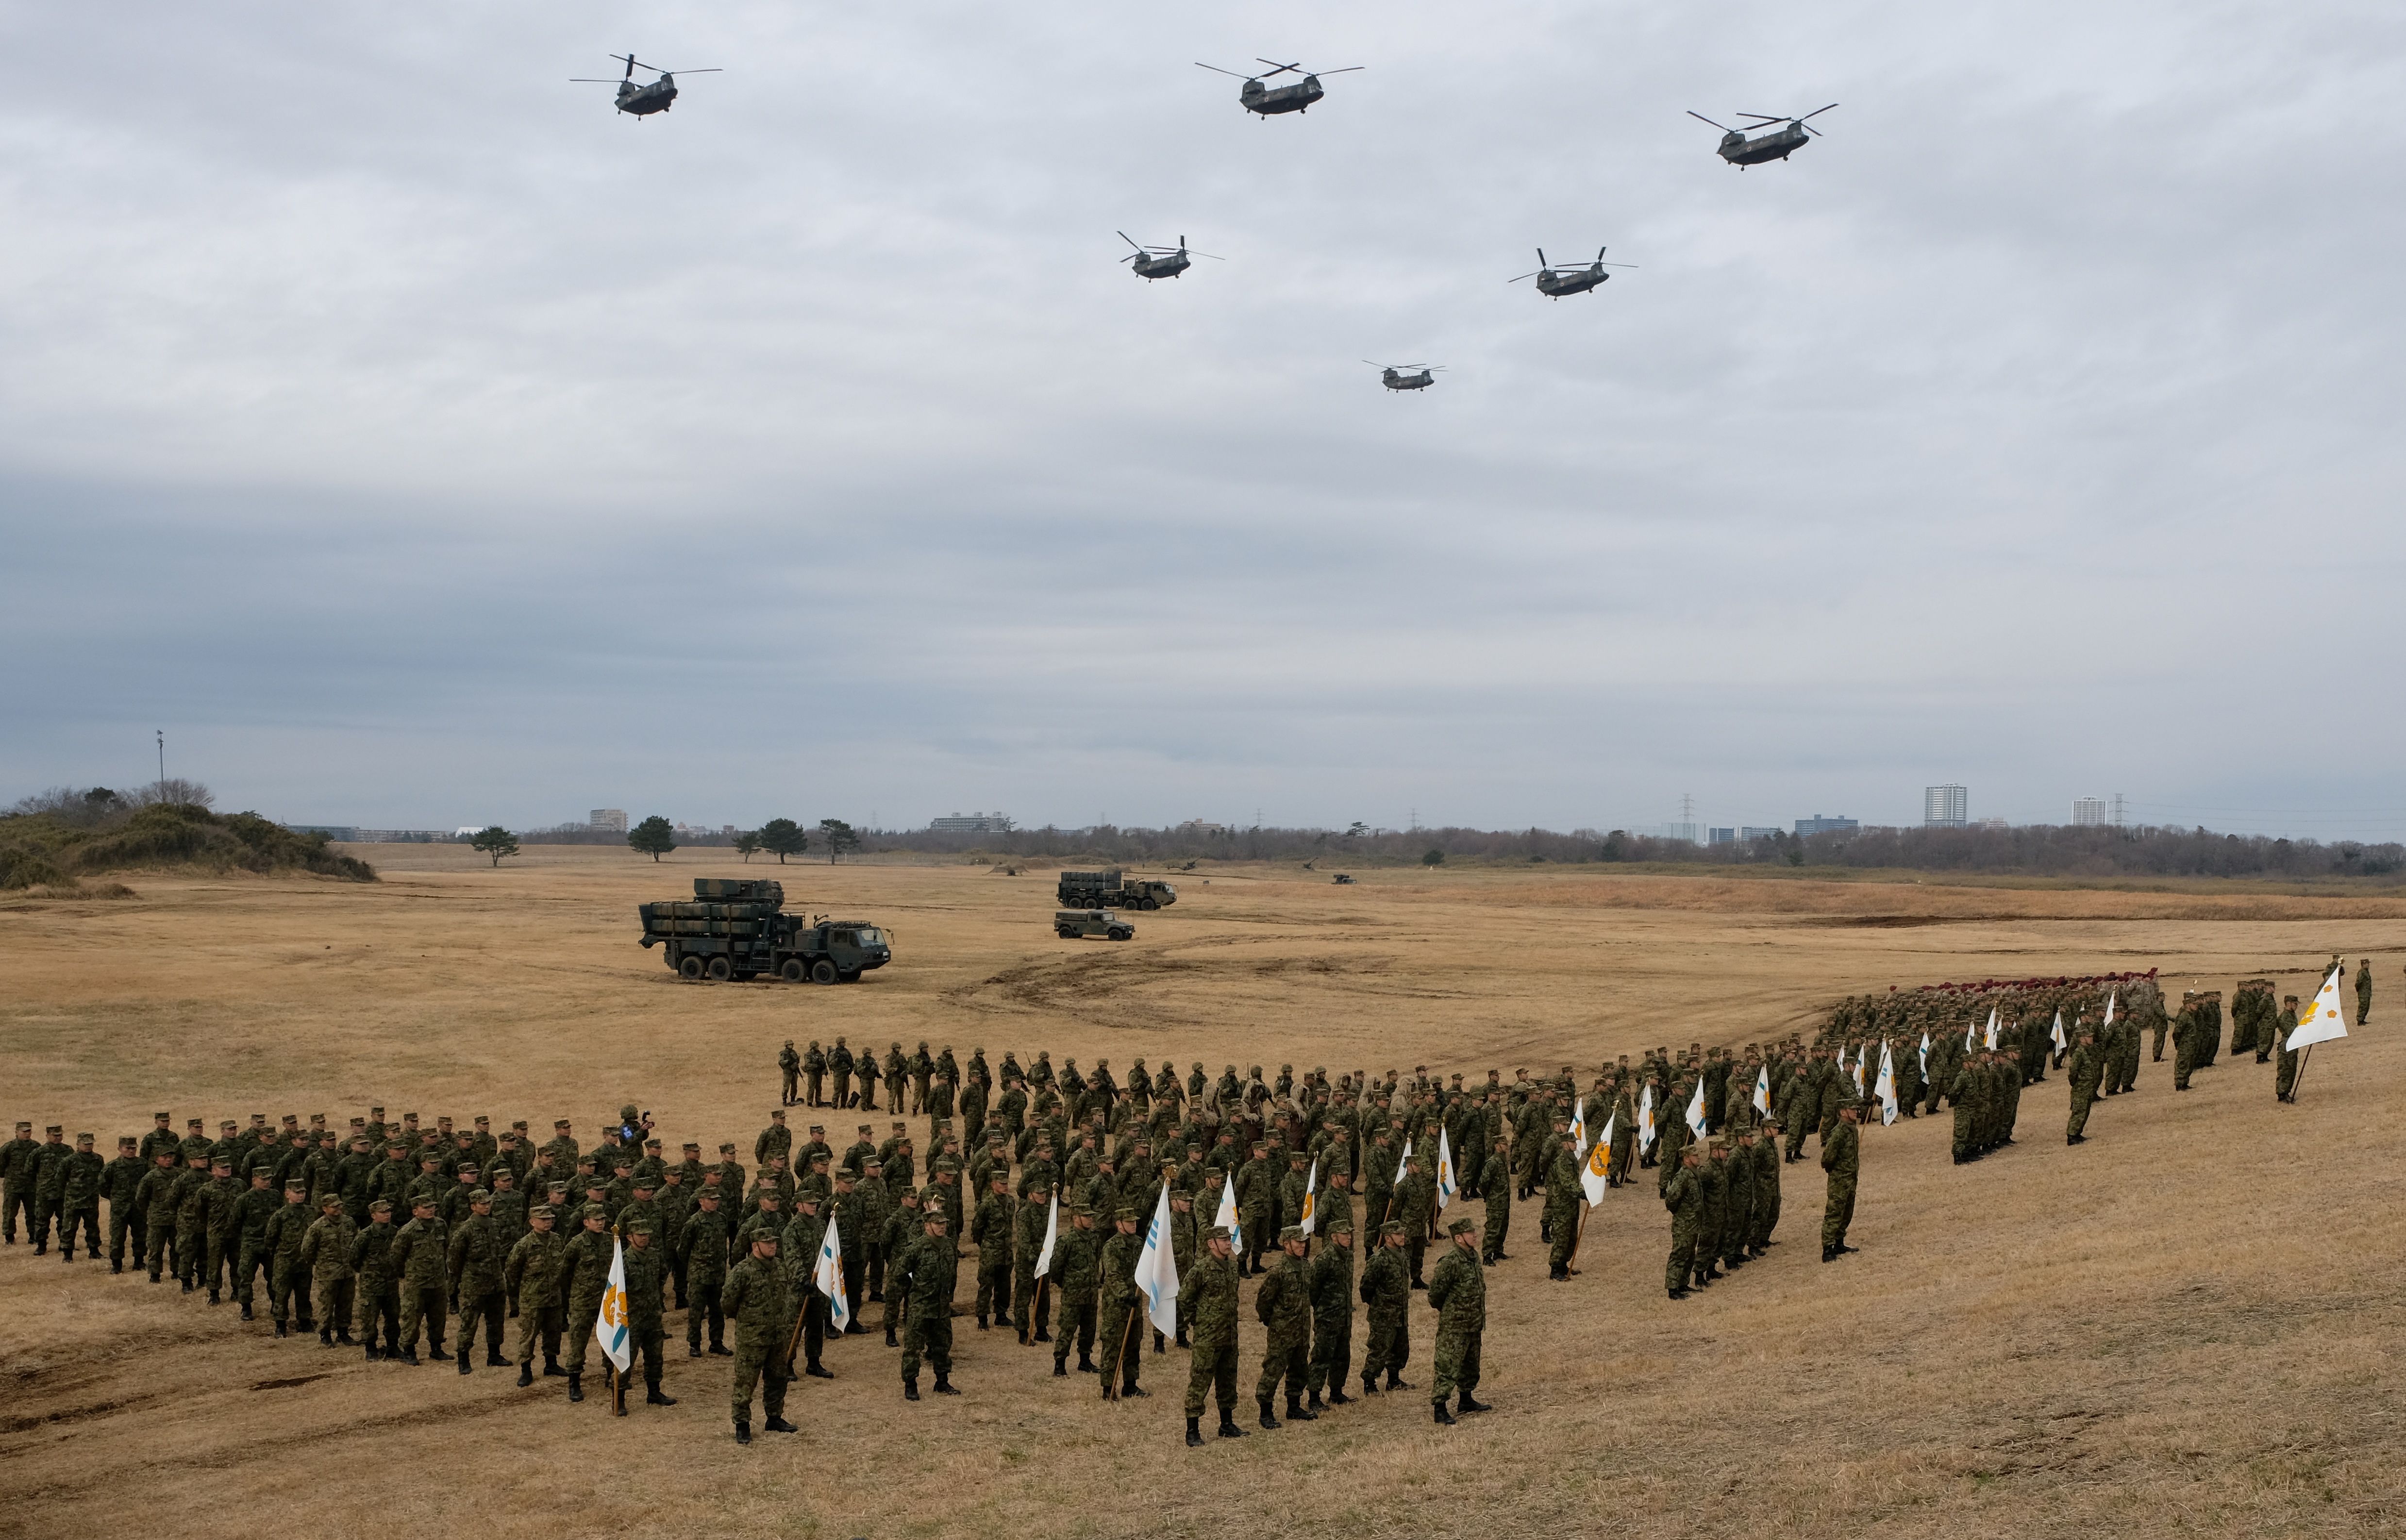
[1024,1277,1047,1345]
[1103,1299,1137,1401]
[2290,1043,2314,1101]
[1565,1202,1587,1276]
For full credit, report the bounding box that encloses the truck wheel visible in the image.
[1111,930,1131,941]
[839,969,861,984]
[706,957,733,982]
[811,960,839,986]
[678,955,704,981]
[1140,898,1158,911]
[781,959,805,983]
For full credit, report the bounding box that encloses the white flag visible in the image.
[1299,1159,1319,1237]
[1213,1180,1240,1260]
[1752,1066,1771,1117]
[1134,1185,1180,1336]
[1637,1085,1656,1153]
[1850,1049,1866,1096]
[1964,1017,1977,1052]
[2288,961,2352,1051]
[1919,1030,1931,1079]
[2050,1010,2068,1054]
[1983,1007,2001,1051]
[594,1234,632,1373]
[1033,1191,1060,1278]
[1568,1097,1587,1155]
[1394,1137,1412,1187]
[2103,989,2118,1030]
[1434,1128,1456,1213]
[1684,1080,1707,1138]
[1580,1111,1613,1206]
[813,1211,850,1331]
[1873,1043,1898,1127]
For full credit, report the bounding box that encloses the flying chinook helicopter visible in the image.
[1508,247,1637,299]
[1117,232,1223,281]
[1195,59,1364,117]
[1366,361,1443,392]
[1687,105,1838,165]
[570,54,722,117]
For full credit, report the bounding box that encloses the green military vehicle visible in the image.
[1055,908,1135,941]
[639,878,891,984]
[1056,868,1177,910]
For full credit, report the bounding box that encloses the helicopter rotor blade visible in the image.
[1797,103,1839,122]
[1508,272,1541,284]
[569,78,626,83]
[1118,231,1144,252]
[1195,62,1254,79]
[614,53,635,79]
[1687,111,1735,132]
[649,68,722,75]
[1254,59,1303,77]
[1312,67,1366,75]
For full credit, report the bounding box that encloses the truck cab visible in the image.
[1055,909,1134,941]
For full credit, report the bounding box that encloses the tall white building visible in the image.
[1923,785,1968,828]
[588,808,628,833]
[2072,797,2108,826]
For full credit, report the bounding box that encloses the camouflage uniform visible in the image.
[504,1220,570,1371]
[1663,1155,1702,1293]
[390,1209,451,1359]
[1094,1217,1145,1395]
[1179,1234,1241,1425]
[298,1200,359,1341]
[1820,1115,1860,1256]
[449,1202,510,1367]
[1358,1225,1412,1392]
[1425,1223,1487,1414]
[899,1215,959,1391]
[262,1190,314,1329]
[1050,1216,1101,1372]
[721,1247,797,1434]
[1305,1222,1355,1403]
[1253,1231,1313,1419]
[681,1201,734,1354]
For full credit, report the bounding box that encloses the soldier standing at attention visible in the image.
[804,1040,827,1107]
[134,1152,179,1282]
[55,1132,105,1264]
[1543,1133,1580,1280]
[1305,1215,1356,1412]
[829,1036,855,1110]
[1013,1177,1053,1344]
[779,1041,802,1107]
[1,1122,40,1245]
[507,1205,570,1383]
[1426,1216,1490,1424]
[1181,1223,1244,1445]
[1663,1145,1702,1300]
[722,1232,798,1443]
[351,1197,404,1360]
[754,1108,792,1168]
[2357,958,2373,1025]
[1051,1204,1102,1375]
[227,1166,278,1314]
[2066,1030,2104,1145]
[262,1181,314,1336]
[971,1170,1015,1331]
[1745,1122,1781,1256]
[560,1204,616,1402]
[389,1196,452,1366]
[680,1188,734,1356]
[1254,1225,1315,1429]
[900,1190,961,1400]
[300,1191,359,1347]
[1479,1141,1511,1264]
[621,1220,675,1409]
[1095,1206,1146,1400]
[1358,1219,1413,1394]
[103,1136,147,1273]
[448,1187,510,1373]
[2275,995,2303,1103]
[1820,1102,1862,1262]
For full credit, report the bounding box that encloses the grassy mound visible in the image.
[0,803,376,888]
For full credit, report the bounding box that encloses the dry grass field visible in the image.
[1,846,2400,1540]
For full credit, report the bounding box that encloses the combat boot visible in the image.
[1173,1328,1189,1349]
[734,1422,752,1445]
[366,1343,381,1361]
[1033,1326,1052,1343]
[1305,1389,1326,1412]
[805,1362,834,1380]
[430,1345,451,1361]
[1186,1416,1204,1448]
[708,1343,732,1356]
[885,1326,899,1348]
[1053,1361,1068,1377]
[934,1373,960,1395]
[765,1414,798,1433]
[487,1347,505,1367]
[1077,1354,1097,1373]
[240,1302,253,1321]
[1217,1414,1247,1439]
[1433,1400,1457,1425]
[976,1314,987,1330]
[318,1326,335,1347]
[399,1348,419,1366]
[1386,1372,1413,1390]
[208,1289,220,1305]
[568,1373,584,1402]
[274,1321,288,1338]
[1258,1398,1280,1430]
[1327,1387,1353,1406]
[1821,1245,1837,1263]
[1361,1373,1380,1396]
[517,1365,535,1387]
[646,1381,676,1406]
[1286,1393,1316,1423]
[1668,1286,1689,1300]
[904,1377,921,1401]
[458,1354,472,1376]
[543,1356,567,1377]
[1120,1382,1147,1398]
[688,1342,702,1357]
[1459,1393,1492,1413]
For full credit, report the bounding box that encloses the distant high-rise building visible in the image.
[1706,827,1737,846]
[1795,814,1859,837]
[2072,797,2108,827]
[589,808,628,833]
[1740,826,1785,840]
[930,811,1011,834]
[1923,785,1968,828]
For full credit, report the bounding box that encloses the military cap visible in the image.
[1206,1224,1232,1241]
[624,1219,653,1235]
[1115,1205,1140,1222]
[1447,1217,1476,1237]
[1278,1224,1304,1242]
[934,1157,959,1172]
[284,1179,307,1190]
[1064,1202,1087,1215]
[44,1124,62,1135]
[1023,1177,1049,1193]
[369,1198,393,1214]
[864,1156,884,1168]
[320,1193,345,1209]
[1380,1220,1406,1237]
[468,1188,492,1202]
[77,1131,95,1143]
[1325,1216,1354,1235]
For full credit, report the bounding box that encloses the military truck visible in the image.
[638,878,891,984]
[1055,909,1134,941]
[1055,868,1177,910]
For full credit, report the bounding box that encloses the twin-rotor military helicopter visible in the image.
[573,50,1836,394]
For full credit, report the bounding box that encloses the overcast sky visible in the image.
[3,1,2402,838]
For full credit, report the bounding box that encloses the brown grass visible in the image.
[0,846,2398,1540]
